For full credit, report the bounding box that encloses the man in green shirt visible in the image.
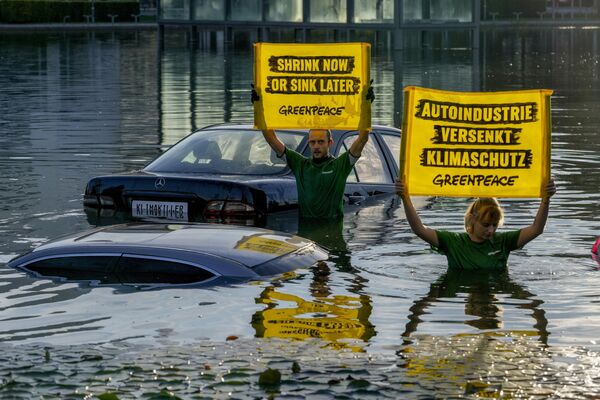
[395,179,557,270]
[261,128,370,219]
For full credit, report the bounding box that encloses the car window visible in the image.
[23,255,119,275]
[342,135,391,184]
[145,129,304,175]
[380,133,400,170]
[117,256,215,284]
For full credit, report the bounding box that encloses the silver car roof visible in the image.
[9,223,322,275]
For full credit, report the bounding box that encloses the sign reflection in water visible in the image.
[251,218,374,351]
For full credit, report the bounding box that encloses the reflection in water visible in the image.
[156,35,479,141]
[252,218,375,350]
[1,27,600,397]
[398,269,550,396]
[297,218,347,253]
[252,283,374,351]
[0,268,100,342]
[398,332,560,398]
[402,269,548,341]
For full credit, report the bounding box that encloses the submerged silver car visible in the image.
[8,223,328,288]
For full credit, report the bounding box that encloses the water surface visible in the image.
[0,28,599,397]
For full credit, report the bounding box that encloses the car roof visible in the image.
[9,223,322,271]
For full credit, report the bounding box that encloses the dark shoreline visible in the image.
[0,22,157,32]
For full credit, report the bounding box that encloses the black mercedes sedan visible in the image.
[84,124,401,225]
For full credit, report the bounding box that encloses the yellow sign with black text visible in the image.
[400,87,552,197]
[253,42,371,130]
[234,234,299,256]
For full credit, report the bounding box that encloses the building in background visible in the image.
[156,0,600,49]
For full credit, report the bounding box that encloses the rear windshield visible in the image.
[145,128,305,175]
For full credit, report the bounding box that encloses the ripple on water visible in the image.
[0,337,598,399]
[0,255,18,264]
[1,29,600,399]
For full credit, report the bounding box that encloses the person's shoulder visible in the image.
[285,147,308,161]
[330,150,355,166]
[437,230,465,241]
[433,230,464,248]
[495,230,520,240]
[495,229,521,248]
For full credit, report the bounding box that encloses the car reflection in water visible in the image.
[7,223,328,290]
[397,269,550,397]
[84,124,401,228]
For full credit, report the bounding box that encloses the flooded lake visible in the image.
[1,28,599,398]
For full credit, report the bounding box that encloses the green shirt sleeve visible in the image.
[502,229,522,251]
[283,147,305,173]
[332,151,354,177]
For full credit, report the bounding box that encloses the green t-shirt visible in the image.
[434,230,522,270]
[284,148,356,219]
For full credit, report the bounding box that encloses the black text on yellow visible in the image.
[432,125,521,145]
[419,148,533,169]
[265,76,360,95]
[416,100,538,125]
[268,56,355,74]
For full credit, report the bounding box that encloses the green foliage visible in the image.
[258,368,281,386]
[291,361,301,374]
[0,1,140,23]
[97,393,121,400]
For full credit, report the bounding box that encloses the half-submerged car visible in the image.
[7,223,328,288]
[84,124,401,224]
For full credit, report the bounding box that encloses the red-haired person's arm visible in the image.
[395,178,439,247]
[517,178,556,248]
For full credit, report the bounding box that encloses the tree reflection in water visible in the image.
[251,218,375,351]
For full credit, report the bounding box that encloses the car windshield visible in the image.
[145,128,305,175]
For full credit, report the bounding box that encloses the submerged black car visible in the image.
[84,124,401,224]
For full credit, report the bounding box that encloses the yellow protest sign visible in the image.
[253,42,371,130]
[234,234,299,256]
[400,87,553,198]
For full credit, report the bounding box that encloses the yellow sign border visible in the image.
[400,86,553,198]
[253,42,371,130]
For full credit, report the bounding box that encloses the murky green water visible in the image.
[1,28,599,398]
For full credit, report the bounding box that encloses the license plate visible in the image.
[132,200,188,221]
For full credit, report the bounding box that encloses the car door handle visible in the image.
[348,195,366,204]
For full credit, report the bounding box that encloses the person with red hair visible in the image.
[395,178,556,270]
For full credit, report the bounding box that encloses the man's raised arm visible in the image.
[348,81,375,158]
[261,129,285,157]
[348,128,370,158]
